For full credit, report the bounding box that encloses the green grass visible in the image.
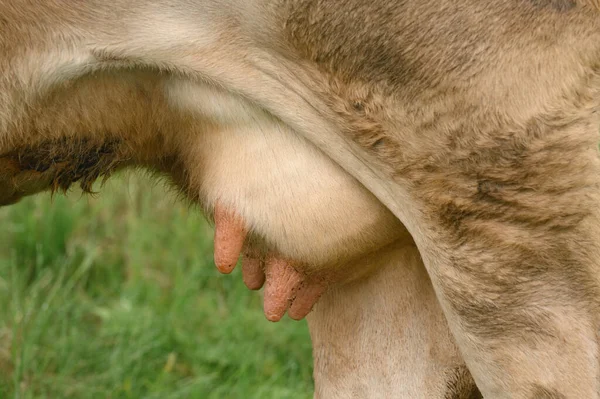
[0,173,313,399]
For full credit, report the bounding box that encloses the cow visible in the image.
[2,1,600,397]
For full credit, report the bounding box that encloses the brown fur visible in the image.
[2,0,600,397]
[444,366,482,399]
[3,138,124,198]
[275,1,600,396]
[531,385,568,399]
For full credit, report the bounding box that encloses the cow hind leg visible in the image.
[308,239,481,399]
[409,113,600,398]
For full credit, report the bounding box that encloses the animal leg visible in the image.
[309,240,480,399]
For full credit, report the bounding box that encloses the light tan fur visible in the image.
[309,240,480,399]
[2,1,600,398]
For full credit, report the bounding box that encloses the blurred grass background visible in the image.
[0,172,313,399]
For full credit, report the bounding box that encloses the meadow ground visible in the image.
[0,172,313,399]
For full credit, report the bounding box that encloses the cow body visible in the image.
[2,1,600,397]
